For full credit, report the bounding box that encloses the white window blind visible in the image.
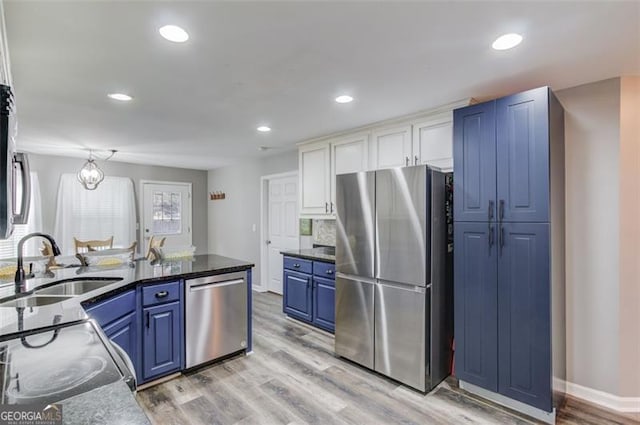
[0,172,43,259]
[54,174,136,255]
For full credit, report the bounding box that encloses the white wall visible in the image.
[207,150,298,286]
[28,153,209,255]
[557,78,624,396]
[618,76,640,398]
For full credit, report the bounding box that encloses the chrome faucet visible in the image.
[14,232,61,293]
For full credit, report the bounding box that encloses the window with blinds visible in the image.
[54,174,137,255]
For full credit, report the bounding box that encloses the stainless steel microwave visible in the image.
[0,84,30,239]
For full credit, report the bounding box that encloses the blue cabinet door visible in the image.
[103,311,138,376]
[453,101,497,222]
[497,222,551,411]
[454,222,498,391]
[496,87,550,222]
[283,270,312,322]
[312,276,335,333]
[142,301,181,381]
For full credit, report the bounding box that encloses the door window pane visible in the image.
[152,191,182,235]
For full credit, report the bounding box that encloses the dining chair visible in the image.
[74,236,114,254]
[40,240,60,268]
[146,235,166,260]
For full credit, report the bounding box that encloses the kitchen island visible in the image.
[0,254,254,424]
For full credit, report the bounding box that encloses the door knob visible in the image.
[266,240,271,245]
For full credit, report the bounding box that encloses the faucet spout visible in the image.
[14,232,61,293]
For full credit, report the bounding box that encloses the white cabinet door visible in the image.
[412,113,453,171]
[299,143,331,215]
[370,125,413,169]
[330,133,369,211]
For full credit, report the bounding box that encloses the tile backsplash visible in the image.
[313,219,336,246]
[300,219,336,248]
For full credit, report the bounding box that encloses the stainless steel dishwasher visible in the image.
[185,271,248,368]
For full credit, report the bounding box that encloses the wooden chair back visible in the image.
[146,236,166,260]
[74,236,114,254]
[40,240,59,268]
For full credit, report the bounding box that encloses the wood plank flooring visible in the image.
[137,292,639,425]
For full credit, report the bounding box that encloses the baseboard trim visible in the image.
[459,380,556,424]
[566,382,640,413]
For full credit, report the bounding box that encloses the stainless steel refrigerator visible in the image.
[335,165,453,392]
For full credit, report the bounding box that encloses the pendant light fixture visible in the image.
[77,150,116,190]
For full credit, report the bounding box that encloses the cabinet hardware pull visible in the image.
[330,202,334,213]
[405,156,409,166]
[325,202,328,213]
[155,291,169,298]
[414,155,418,165]
[488,200,494,221]
[488,224,494,250]
[294,264,300,268]
[145,311,150,329]
[499,225,505,254]
[326,270,334,274]
[499,200,505,221]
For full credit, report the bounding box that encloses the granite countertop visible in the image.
[281,247,335,263]
[0,254,254,339]
[0,254,253,423]
[59,381,151,425]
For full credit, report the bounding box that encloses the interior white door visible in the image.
[268,176,299,294]
[142,182,192,250]
[370,125,413,169]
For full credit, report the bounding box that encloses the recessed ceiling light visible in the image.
[257,126,271,132]
[335,95,354,104]
[492,33,523,50]
[159,25,189,43]
[107,93,132,101]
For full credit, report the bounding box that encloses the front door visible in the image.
[267,175,298,294]
[142,182,192,249]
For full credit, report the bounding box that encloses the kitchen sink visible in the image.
[36,279,121,296]
[0,295,74,308]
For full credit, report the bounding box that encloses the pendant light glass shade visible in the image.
[77,158,104,190]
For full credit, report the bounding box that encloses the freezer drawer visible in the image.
[335,274,375,369]
[374,281,428,391]
[185,272,248,368]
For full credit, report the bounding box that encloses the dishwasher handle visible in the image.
[188,278,245,292]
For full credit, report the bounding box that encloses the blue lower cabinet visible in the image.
[498,222,551,411]
[283,256,335,333]
[312,276,335,332]
[283,270,313,321]
[103,311,138,371]
[454,222,498,392]
[142,301,182,381]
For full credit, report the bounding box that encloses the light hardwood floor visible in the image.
[137,292,639,425]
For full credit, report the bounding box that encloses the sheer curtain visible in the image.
[54,174,137,255]
[0,172,43,258]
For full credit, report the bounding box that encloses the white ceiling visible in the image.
[5,1,639,170]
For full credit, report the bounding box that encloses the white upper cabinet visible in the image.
[298,100,470,216]
[412,112,454,170]
[330,133,369,211]
[370,125,413,169]
[299,143,331,215]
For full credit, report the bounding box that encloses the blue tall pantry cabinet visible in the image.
[453,86,566,423]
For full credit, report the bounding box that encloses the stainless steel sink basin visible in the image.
[37,279,121,296]
[0,295,74,308]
